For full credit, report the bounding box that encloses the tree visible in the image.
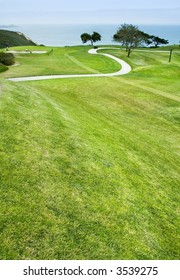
[113,24,148,54]
[148,36,169,47]
[80,33,92,44]
[80,31,101,46]
[91,32,101,45]
[113,24,169,56]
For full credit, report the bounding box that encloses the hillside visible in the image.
[0,46,179,260]
[0,29,37,48]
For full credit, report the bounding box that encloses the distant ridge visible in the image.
[0,25,18,28]
[0,29,37,48]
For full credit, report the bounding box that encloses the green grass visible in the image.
[1,46,120,78]
[0,45,179,260]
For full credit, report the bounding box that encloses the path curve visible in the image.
[8,48,131,82]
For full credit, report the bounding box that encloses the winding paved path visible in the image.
[8,48,131,82]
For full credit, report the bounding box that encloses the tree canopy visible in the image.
[147,36,169,47]
[113,24,168,52]
[80,31,101,46]
[113,24,147,49]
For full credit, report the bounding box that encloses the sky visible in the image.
[0,0,180,25]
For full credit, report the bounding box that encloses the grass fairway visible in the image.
[0,45,180,259]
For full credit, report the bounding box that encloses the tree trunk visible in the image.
[127,48,131,57]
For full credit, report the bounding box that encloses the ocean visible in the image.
[1,24,180,46]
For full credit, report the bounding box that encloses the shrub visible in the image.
[0,63,8,72]
[0,52,15,66]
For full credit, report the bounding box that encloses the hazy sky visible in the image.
[1,0,180,25]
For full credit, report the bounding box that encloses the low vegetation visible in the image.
[0,45,179,260]
[0,29,37,48]
[0,63,8,73]
[0,51,15,73]
[0,52,15,66]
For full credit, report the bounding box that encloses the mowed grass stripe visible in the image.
[65,53,101,73]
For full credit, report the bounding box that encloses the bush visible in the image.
[0,52,15,66]
[0,63,8,72]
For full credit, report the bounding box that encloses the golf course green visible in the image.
[0,45,179,259]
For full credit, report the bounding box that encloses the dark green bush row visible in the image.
[0,52,15,66]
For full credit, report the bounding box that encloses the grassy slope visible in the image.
[0,45,179,260]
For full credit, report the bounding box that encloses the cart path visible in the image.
[7,47,131,82]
